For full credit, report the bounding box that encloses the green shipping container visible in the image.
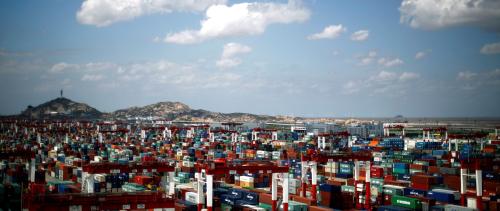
[371,178,384,186]
[283,201,307,211]
[410,169,424,174]
[383,186,404,196]
[339,168,353,174]
[391,195,422,210]
[221,203,232,211]
[258,203,272,211]
[393,168,409,174]
[341,185,355,193]
[414,161,429,166]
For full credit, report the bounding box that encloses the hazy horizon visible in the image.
[1,0,499,117]
[3,95,500,120]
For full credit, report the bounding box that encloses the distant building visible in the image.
[347,122,383,139]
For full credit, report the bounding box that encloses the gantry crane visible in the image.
[196,160,289,211]
[301,151,373,210]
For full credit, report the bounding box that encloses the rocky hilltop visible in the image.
[112,102,298,122]
[14,98,300,122]
[20,97,102,119]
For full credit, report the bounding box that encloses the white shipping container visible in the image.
[240,176,254,183]
[182,161,194,167]
[444,204,476,211]
[466,197,477,209]
[94,156,103,162]
[69,205,82,211]
[256,150,269,159]
[94,174,106,182]
[242,205,265,211]
[289,178,301,188]
[185,191,199,204]
[325,162,339,173]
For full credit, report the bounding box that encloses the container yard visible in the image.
[2,0,500,210]
[0,119,499,211]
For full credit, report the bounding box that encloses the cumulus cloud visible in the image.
[343,71,420,95]
[399,0,500,31]
[350,30,369,41]
[480,42,500,54]
[399,72,420,81]
[370,71,398,82]
[454,70,500,90]
[358,51,377,66]
[216,43,252,69]
[415,49,431,59]
[48,60,251,90]
[76,0,226,27]
[48,62,118,74]
[342,81,361,94]
[456,71,477,80]
[307,24,346,40]
[49,62,80,74]
[378,57,404,67]
[82,74,104,81]
[357,51,404,68]
[164,0,310,44]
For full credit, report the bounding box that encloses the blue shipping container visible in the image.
[427,191,456,203]
[404,187,427,197]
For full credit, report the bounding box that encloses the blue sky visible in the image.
[1,0,499,117]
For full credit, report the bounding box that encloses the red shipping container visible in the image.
[383,194,392,205]
[411,175,436,191]
[292,195,316,206]
[428,166,440,174]
[320,191,332,207]
[410,164,426,171]
[134,175,153,185]
[309,206,334,211]
[259,192,275,205]
[370,166,384,178]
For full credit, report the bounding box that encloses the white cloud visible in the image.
[358,51,377,65]
[49,62,80,74]
[61,78,71,85]
[350,30,369,41]
[343,71,421,95]
[399,72,420,81]
[378,57,404,67]
[453,69,500,91]
[216,43,252,69]
[164,0,310,44]
[307,24,346,40]
[415,52,426,59]
[82,74,104,81]
[343,81,361,94]
[415,50,431,59]
[76,0,226,27]
[480,42,500,54]
[456,71,477,80]
[49,62,118,74]
[399,0,500,31]
[455,69,500,91]
[357,51,404,67]
[371,71,398,82]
